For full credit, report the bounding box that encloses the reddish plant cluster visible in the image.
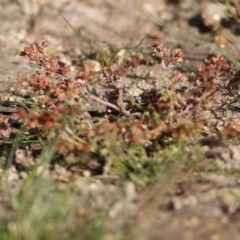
[17,104,77,135]
[17,41,87,148]
[151,42,183,69]
[20,40,87,108]
[20,40,76,103]
[20,40,70,77]
[102,56,142,84]
[18,40,148,156]
[196,54,233,83]
[18,41,239,134]
[152,53,235,127]
[7,39,239,176]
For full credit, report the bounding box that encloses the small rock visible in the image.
[201,3,226,31]
[82,60,101,73]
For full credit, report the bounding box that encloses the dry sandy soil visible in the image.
[1,1,240,239]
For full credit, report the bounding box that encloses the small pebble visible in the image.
[83,60,101,73]
[201,3,226,31]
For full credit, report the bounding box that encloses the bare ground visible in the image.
[1,1,240,239]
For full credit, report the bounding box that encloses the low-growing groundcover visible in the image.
[1,1,240,239]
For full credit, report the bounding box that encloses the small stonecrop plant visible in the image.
[19,41,82,137]
[20,40,70,77]
[19,40,77,102]
[1,38,236,180]
[17,40,150,161]
[14,39,239,176]
[151,42,183,70]
[102,56,142,115]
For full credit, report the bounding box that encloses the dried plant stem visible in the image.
[86,91,120,112]
[117,87,130,116]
